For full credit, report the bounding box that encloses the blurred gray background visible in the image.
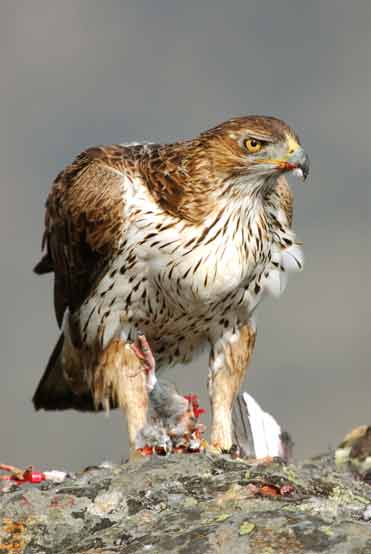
[1,0,370,470]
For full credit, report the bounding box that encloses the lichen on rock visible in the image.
[1,452,371,553]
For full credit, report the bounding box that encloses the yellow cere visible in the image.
[286,134,300,155]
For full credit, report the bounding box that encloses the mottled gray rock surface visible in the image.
[1,453,371,553]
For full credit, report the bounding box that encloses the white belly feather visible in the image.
[76,175,303,367]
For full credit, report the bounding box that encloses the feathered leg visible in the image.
[93,334,148,450]
[208,321,256,451]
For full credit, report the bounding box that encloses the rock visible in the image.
[362,505,371,521]
[336,426,371,478]
[1,452,371,553]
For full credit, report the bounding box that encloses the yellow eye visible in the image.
[244,138,263,153]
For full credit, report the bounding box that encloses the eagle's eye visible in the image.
[244,138,263,153]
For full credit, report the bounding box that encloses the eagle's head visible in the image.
[199,115,310,186]
[145,115,309,222]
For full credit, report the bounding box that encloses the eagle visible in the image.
[33,115,309,453]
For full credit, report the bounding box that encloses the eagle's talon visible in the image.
[205,443,224,455]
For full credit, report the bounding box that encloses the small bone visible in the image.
[292,168,304,180]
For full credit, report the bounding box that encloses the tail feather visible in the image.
[34,253,53,275]
[33,335,96,412]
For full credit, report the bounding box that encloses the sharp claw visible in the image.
[205,443,224,456]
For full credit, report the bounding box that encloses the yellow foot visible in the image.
[205,442,225,455]
[249,456,275,465]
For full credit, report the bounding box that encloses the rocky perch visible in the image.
[1,452,371,554]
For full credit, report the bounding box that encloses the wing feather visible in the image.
[35,146,126,326]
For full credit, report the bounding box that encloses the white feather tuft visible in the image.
[279,269,288,294]
[281,244,304,272]
[263,269,282,297]
[242,392,283,459]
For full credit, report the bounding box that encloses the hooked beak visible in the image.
[252,146,310,181]
[284,146,310,181]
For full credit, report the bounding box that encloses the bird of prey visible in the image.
[33,115,309,453]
